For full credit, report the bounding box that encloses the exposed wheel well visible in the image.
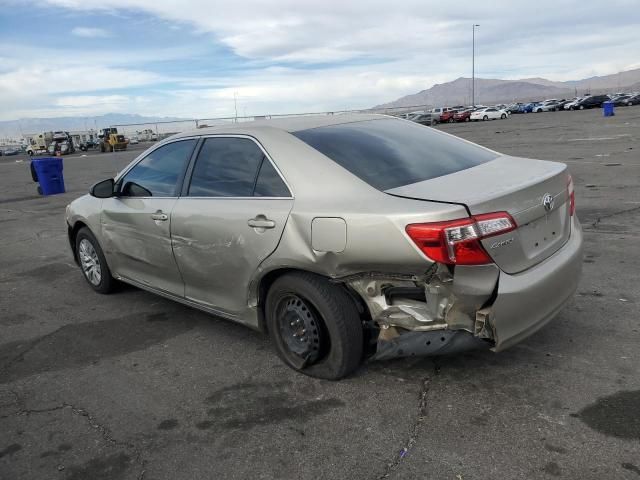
[256,268,370,334]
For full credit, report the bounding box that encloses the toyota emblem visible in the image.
[542,193,554,212]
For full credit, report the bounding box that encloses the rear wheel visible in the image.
[448,118,455,123]
[75,227,115,294]
[579,105,585,110]
[266,272,363,380]
[464,117,470,122]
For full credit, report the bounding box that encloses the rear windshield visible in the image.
[292,118,497,190]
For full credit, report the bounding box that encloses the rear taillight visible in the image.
[567,174,575,216]
[406,212,516,265]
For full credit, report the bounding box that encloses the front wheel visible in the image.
[266,272,363,380]
[75,227,115,294]
[448,118,455,123]
[579,105,585,110]
[464,117,470,122]
[501,113,507,119]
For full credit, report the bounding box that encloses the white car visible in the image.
[470,107,509,121]
[564,97,584,110]
[535,100,561,112]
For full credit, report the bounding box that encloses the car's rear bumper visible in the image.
[490,216,583,351]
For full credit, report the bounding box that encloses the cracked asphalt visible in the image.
[1,107,639,479]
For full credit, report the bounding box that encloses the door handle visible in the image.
[151,211,168,221]
[248,217,276,229]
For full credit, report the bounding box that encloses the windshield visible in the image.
[292,118,498,191]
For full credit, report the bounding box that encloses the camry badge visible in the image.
[542,193,554,212]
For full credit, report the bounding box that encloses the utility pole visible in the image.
[472,24,480,107]
[234,91,238,122]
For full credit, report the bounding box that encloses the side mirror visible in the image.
[90,178,115,198]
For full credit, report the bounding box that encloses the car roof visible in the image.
[171,113,386,139]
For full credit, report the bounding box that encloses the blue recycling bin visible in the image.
[603,101,615,117]
[30,157,65,195]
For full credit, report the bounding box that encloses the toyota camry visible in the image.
[66,114,583,379]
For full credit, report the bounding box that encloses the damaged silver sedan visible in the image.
[66,114,583,379]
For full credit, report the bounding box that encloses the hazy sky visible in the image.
[1,0,639,120]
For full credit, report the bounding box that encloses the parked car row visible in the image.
[0,146,21,156]
[504,92,640,114]
[403,105,511,125]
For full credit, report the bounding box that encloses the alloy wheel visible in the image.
[78,238,102,286]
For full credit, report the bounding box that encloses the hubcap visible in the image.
[78,239,102,286]
[277,295,323,364]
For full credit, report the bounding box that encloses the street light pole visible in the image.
[472,24,480,107]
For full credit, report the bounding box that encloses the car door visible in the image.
[484,108,497,119]
[100,138,198,296]
[171,136,294,317]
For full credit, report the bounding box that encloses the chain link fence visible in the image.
[110,104,434,140]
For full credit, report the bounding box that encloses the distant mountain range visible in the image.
[375,68,640,109]
[3,68,640,140]
[0,113,188,140]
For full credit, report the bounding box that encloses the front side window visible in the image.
[119,139,197,197]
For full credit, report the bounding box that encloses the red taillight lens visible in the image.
[567,174,575,216]
[406,212,516,265]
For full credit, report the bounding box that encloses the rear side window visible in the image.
[292,118,497,191]
[187,137,290,197]
[188,137,264,197]
[254,160,290,197]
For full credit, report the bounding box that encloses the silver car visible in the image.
[66,114,583,379]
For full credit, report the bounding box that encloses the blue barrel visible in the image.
[30,157,65,195]
[603,101,615,117]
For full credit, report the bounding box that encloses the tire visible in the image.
[464,117,470,122]
[501,113,507,119]
[483,115,488,121]
[579,105,585,110]
[265,272,363,380]
[75,227,115,294]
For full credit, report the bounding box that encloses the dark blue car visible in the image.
[519,102,540,113]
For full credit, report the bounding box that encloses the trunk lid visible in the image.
[387,156,571,274]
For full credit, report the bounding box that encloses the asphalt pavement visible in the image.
[1,107,639,479]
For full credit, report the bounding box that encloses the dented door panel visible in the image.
[171,198,293,317]
[101,197,184,296]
